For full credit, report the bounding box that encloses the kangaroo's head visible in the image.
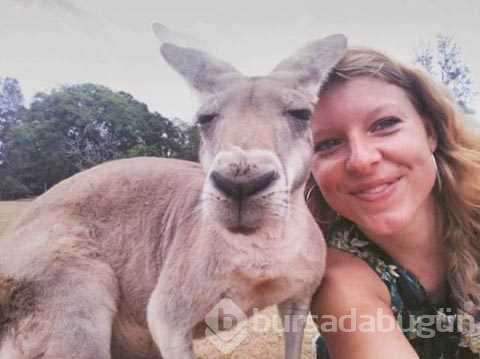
[158,35,347,234]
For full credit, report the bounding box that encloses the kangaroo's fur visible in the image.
[0,33,347,358]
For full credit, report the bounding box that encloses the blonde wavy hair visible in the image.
[307,47,480,311]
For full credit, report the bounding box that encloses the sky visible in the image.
[1,0,479,123]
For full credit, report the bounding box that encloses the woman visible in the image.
[308,47,480,358]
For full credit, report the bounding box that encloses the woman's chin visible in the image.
[356,213,411,239]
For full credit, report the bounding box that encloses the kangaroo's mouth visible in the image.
[203,171,289,234]
[208,197,281,235]
[226,202,263,234]
[228,224,258,235]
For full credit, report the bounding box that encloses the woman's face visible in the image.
[311,76,438,238]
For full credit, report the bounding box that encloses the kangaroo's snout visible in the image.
[208,147,282,200]
[204,148,286,231]
[211,169,278,201]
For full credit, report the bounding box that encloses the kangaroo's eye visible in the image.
[197,113,217,126]
[287,109,312,121]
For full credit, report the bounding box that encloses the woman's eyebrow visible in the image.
[367,103,406,118]
[312,126,341,140]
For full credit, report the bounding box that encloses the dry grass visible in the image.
[0,200,319,358]
[0,200,33,239]
[194,306,318,358]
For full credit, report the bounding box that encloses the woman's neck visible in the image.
[364,196,447,295]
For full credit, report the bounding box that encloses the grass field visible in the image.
[0,199,32,239]
[0,200,319,358]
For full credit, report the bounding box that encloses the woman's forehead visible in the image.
[320,76,407,100]
[316,77,413,113]
[313,78,417,132]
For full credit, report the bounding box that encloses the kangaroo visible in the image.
[0,34,346,358]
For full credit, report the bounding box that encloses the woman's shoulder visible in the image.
[315,247,391,310]
[311,248,420,358]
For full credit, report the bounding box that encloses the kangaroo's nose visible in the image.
[211,170,277,200]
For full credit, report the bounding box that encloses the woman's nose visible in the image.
[345,139,381,174]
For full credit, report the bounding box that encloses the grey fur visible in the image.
[0,33,346,358]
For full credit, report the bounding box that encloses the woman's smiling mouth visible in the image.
[350,177,403,202]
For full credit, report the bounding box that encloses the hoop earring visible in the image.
[432,154,443,192]
[305,184,315,202]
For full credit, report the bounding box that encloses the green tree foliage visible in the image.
[0,83,196,198]
[415,34,476,114]
[0,77,28,198]
[0,77,24,163]
[174,120,200,162]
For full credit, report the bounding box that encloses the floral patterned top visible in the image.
[324,219,479,359]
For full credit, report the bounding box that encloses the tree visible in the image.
[0,77,24,163]
[175,120,200,162]
[1,83,192,198]
[415,34,476,114]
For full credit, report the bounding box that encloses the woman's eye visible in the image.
[371,116,401,132]
[314,138,342,153]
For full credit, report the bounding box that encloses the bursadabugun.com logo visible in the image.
[204,299,317,353]
[205,299,475,354]
[205,298,249,354]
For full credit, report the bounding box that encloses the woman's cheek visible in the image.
[313,168,343,211]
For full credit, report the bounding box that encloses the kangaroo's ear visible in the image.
[270,34,347,97]
[152,22,207,49]
[152,23,171,41]
[160,43,242,96]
